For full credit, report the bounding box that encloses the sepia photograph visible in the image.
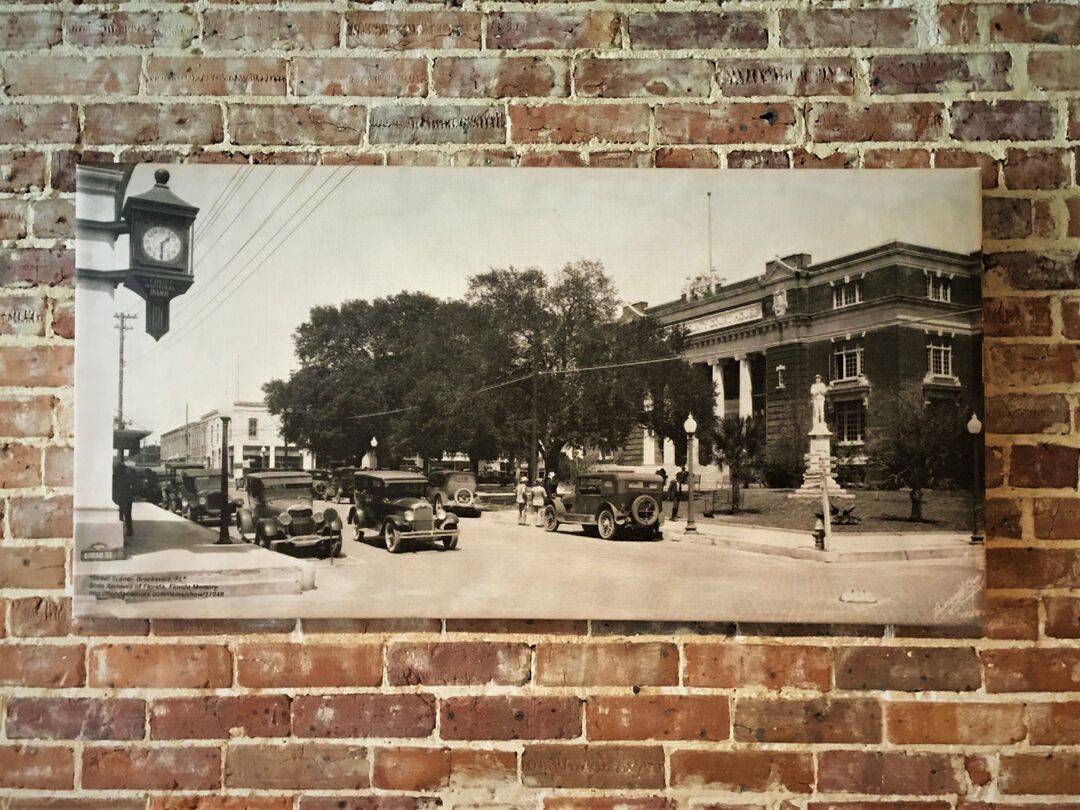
[74,164,984,625]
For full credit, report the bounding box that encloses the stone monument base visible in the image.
[790,425,850,500]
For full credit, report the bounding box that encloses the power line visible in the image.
[193,165,250,241]
[188,168,275,274]
[193,165,244,239]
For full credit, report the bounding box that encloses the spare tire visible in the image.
[454,487,474,506]
[630,495,660,527]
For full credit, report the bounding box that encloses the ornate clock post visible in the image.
[121,169,198,340]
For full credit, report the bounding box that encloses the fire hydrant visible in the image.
[812,516,826,551]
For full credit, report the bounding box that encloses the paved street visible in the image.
[92,498,982,625]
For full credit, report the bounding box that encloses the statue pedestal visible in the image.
[791,423,848,499]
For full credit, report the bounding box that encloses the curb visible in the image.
[664,530,980,563]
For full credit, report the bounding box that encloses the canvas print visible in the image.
[74,165,985,625]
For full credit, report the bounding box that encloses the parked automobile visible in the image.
[543,471,664,540]
[310,468,335,499]
[236,471,342,558]
[179,469,228,525]
[134,466,164,504]
[160,462,205,513]
[348,470,459,553]
[427,469,481,516]
[331,466,356,503]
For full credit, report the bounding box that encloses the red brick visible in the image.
[988,393,1069,433]
[794,148,859,168]
[989,3,1080,44]
[292,58,427,97]
[863,148,931,169]
[874,52,1011,94]
[150,799,292,810]
[89,644,232,688]
[985,648,1080,691]
[536,642,677,686]
[1066,297,1080,338]
[0,11,62,49]
[1004,147,1070,189]
[0,346,72,388]
[0,442,41,488]
[655,148,719,169]
[951,100,1055,142]
[984,196,1032,239]
[0,547,66,589]
[735,697,880,743]
[630,12,767,49]
[0,248,73,287]
[372,106,505,146]
[1000,752,1080,794]
[984,297,1054,337]
[523,744,665,789]
[728,150,790,169]
[670,750,813,792]
[226,742,370,789]
[1029,50,1080,89]
[33,199,73,240]
[83,746,220,790]
[63,10,197,48]
[372,747,516,791]
[1010,443,1079,488]
[8,596,70,636]
[935,149,999,188]
[986,343,1080,385]
[590,150,652,168]
[809,102,944,143]
[146,57,287,96]
[986,595,1040,639]
[10,494,71,538]
[986,251,1080,291]
[0,201,28,241]
[818,750,960,794]
[939,4,980,43]
[0,150,47,193]
[292,693,436,738]
[887,702,1026,744]
[487,11,619,50]
[519,150,588,168]
[987,448,1007,490]
[0,645,83,687]
[1028,701,1080,743]
[576,58,712,98]
[43,444,72,486]
[781,8,917,48]
[4,56,140,96]
[203,9,340,50]
[587,695,729,742]
[229,104,364,146]
[837,646,980,691]
[716,57,854,97]
[684,643,831,689]
[237,642,382,687]
[84,103,222,146]
[441,695,580,740]
[433,57,568,99]
[0,104,78,144]
[151,695,291,739]
[545,801,674,810]
[1045,596,1080,637]
[657,103,798,145]
[7,698,145,740]
[151,618,295,636]
[988,547,1080,589]
[387,641,530,686]
[346,11,480,49]
[1035,498,1080,539]
[0,745,74,790]
[1067,197,1080,238]
[512,104,650,145]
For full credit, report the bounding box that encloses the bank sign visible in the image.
[685,302,763,335]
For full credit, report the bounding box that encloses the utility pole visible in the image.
[530,354,539,484]
[217,416,231,545]
[114,313,137,429]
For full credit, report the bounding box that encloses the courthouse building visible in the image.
[620,241,983,482]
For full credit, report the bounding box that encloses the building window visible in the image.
[833,399,865,443]
[775,365,786,389]
[832,279,863,309]
[927,338,954,377]
[248,418,258,438]
[833,339,864,381]
[926,274,952,302]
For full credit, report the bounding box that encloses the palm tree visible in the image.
[712,415,765,513]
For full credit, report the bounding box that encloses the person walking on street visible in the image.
[515,476,528,525]
[531,478,547,528]
[113,460,134,537]
[544,470,558,499]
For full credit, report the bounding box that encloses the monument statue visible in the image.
[810,373,828,426]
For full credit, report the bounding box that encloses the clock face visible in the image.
[141,225,183,264]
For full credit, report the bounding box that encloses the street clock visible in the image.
[121,168,199,340]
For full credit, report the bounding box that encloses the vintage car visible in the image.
[160,461,205,513]
[427,469,481,516]
[543,471,664,540]
[331,466,357,503]
[134,466,164,504]
[179,469,228,524]
[348,470,459,553]
[310,468,335,499]
[236,471,342,558]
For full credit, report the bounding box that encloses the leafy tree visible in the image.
[865,393,968,521]
[712,414,765,513]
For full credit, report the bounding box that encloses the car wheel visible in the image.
[440,534,458,551]
[597,509,617,540]
[630,495,660,527]
[384,522,403,554]
[542,505,559,532]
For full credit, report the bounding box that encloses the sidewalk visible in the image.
[75,502,315,612]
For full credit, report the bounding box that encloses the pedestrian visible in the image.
[113,460,134,537]
[544,470,558,498]
[656,467,668,492]
[531,478,547,528]
[668,474,682,521]
[515,476,528,525]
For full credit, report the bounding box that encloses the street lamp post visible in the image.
[216,416,231,545]
[967,412,983,545]
[370,435,378,469]
[684,413,697,534]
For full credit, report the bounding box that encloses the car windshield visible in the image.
[190,475,219,489]
[384,482,425,499]
[264,482,313,501]
[445,473,475,487]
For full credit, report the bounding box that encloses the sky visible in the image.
[112,165,981,441]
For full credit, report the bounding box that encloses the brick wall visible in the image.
[1,0,1078,806]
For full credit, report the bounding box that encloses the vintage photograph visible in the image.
[74,165,984,625]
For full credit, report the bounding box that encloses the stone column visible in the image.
[711,359,725,422]
[641,427,657,466]
[662,438,675,465]
[738,355,753,418]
